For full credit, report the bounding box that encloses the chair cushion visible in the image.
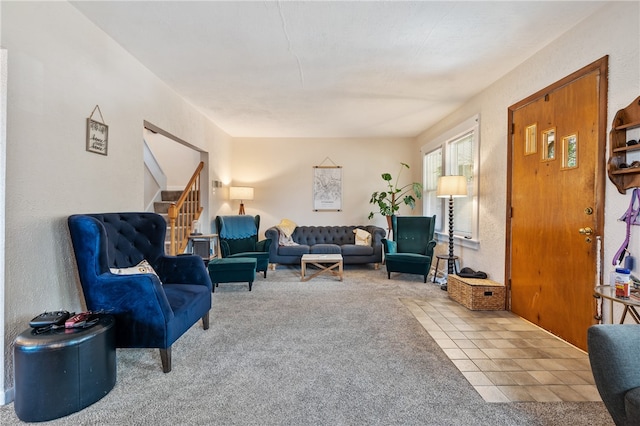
[208,257,257,271]
[310,244,341,254]
[385,253,430,263]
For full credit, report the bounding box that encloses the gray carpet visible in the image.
[1,265,613,425]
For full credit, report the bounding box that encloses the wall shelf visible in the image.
[607,96,640,193]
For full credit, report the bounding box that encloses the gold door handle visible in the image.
[579,227,594,235]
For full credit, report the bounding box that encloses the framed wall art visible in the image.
[313,157,342,211]
[86,105,108,155]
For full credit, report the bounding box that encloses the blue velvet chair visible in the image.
[68,212,212,373]
[382,215,437,283]
[588,324,640,425]
[215,215,272,278]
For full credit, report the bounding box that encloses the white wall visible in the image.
[228,137,421,234]
[1,2,232,399]
[144,129,202,190]
[415,2,640,292]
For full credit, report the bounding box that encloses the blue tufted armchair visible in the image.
[215,215,272,278]
[68,212,212,373]
[382,215,437,283]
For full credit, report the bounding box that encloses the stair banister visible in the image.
[168,161,205,255]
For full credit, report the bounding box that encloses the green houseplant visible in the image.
[368,163,423,229]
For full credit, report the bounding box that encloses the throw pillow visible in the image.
[277,218,297,238]
[110,260,162,284]
[354,228,372,246]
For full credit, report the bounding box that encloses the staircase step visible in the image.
[161,190,183,202]
[154,201,172,214]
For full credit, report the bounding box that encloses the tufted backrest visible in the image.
[84,212,166,269]
[393,216,436,255]
[291,226,373,246]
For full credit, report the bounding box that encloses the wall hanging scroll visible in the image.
[313,157,342,211]
[86,105,108,155]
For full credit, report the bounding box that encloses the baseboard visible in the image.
[1,385,14,405]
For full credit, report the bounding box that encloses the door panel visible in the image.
[508,59,607,351]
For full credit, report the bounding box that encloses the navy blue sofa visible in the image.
[265,225,386,267]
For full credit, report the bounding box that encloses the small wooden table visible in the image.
[301,254,343,282]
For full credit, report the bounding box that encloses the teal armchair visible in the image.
[215,215,272,278]
[588,324,640,425]
[382,215,436,283]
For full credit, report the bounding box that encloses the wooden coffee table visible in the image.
[301,254,343,282]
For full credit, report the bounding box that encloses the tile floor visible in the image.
[401,296,602,403]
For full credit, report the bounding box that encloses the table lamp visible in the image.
[229,186,254,215]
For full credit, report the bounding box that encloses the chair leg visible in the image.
[202,311,210,330]
[160,347,172,373]
[387,271,391,279]
[263,270,267,278]
[423,275,427,283]
[249,281,253,291]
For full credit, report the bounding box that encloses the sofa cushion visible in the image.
[354,228,372,246]
[342,244,374,256]
[310,244,341,254]
[278,244,310,256]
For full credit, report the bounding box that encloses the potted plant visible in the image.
[368,162,423,232]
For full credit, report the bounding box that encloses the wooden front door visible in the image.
[507,57,607,351]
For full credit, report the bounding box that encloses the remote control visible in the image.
[65,312,93,328]
[29,311,70,328]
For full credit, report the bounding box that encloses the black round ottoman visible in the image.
[13,315,116,422]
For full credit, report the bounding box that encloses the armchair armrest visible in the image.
[94,272,174,323]
[256,238,272,252]
[425,239,437,256]
[155,255,212,291]
[382,239,397,254]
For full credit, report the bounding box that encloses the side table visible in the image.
[13,315,116,422]
[433,254,459,283]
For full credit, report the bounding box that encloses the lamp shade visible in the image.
[229,186,254,201]
[436,175,467,198]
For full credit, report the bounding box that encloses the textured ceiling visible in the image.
[72,1,605,138]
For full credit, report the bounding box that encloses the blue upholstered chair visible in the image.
[382,215,437,283]
[68,212,212,373]
[215,215,272,278]
[588,324,640,425]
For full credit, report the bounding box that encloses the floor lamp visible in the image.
[229,186,254,215]
[436,175,468,289]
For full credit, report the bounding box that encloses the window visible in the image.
[423,147,442,229]
[421,115,479,247]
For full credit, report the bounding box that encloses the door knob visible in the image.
[579,227,594,235]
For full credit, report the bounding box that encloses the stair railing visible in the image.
[167,161,205,255]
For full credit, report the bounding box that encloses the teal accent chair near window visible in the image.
[67,212,212,373]
[588,324,640,425]
[382,215,437,283]
[215,215,272,278]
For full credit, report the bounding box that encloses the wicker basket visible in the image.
[447,275,505,310]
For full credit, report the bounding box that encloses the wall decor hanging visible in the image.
[313,157,342,211]
[86,105,108,155]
